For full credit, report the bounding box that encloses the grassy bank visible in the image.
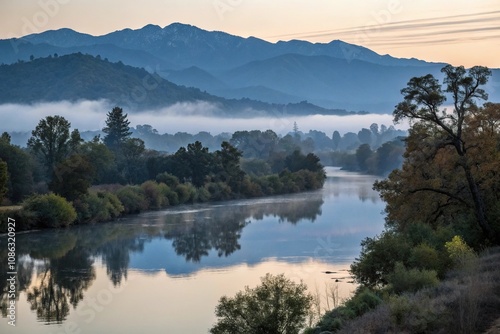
[309,247,500,333]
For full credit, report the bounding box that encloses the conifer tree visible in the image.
[103,107,132,151]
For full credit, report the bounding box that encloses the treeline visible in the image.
[0,107,325,232]
[7,120,406,176]
[307,66,500,332]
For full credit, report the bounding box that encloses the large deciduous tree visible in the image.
[376,65,499,243]
[27,115,81,180]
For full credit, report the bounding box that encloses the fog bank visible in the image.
[0,101,408,136]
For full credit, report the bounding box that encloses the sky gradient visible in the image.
[1,0,499,67]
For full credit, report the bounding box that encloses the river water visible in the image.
[0,167,386,333]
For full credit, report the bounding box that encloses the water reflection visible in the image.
[0,168,383,329]
[26,247,95,324]
[0,192,323,323]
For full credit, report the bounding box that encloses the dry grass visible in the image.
[337,247,500,334]
[0,205,22,211]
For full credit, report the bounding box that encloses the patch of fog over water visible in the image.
[0,100,408,136]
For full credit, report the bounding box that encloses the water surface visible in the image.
[0,167,385,333]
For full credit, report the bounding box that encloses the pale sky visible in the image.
[1,0,499,68]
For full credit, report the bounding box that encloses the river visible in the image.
[0,167,386,333]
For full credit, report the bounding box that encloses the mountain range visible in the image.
[1,23,499,113]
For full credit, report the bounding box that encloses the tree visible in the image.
[0,159,8,203]
[210,273,313,334]
[0,135,34,202]
[80,136,115,184]
[120,138,147,184]
[49,154,95,201]
[356,144,373,172]
[379,65,498,242]
[215,141,245,192]
[102,107,132,151]
[27,115,72,179]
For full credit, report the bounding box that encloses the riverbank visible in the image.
[0,168,326,233]
[308,247,500,333]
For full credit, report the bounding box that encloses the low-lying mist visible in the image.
[0,100,407,136]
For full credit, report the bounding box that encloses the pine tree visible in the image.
[103,107,132,151]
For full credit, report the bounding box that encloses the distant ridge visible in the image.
[0,53,354,116]
[1,23,498,112]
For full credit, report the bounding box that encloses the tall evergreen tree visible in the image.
[103,107,132,151]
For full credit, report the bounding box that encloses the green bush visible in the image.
[0,208,37,233]
[175,184,193,204]
[409,243,441,272]
[23,193,77,228]
[205,182,232,201]
[115,185,148,213]
[195,186,211,202]
[74,191,124,223]
[387,262,439,294]
[445,235,477,265]
[141,180,164,209]
[155,172,180,188]
[315,288,382,332]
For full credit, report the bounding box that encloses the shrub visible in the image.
[409,243,442,273]
[0,208,37,232]
[195,186,211,202]
[23,193,77,228]
[210,274,313,334]
[387,262,439,294]
[205,182,232,201]
[74,191,124,223]
[445,235,477,265]
[141,180,164,209]
[175,184,193,204]
[115,185,148,213]
[315,288,382,332]
[155,172,180,188]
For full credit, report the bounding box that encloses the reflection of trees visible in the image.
[163,196,323,262]
[98,237,146,286]
[164,211,249,262]
[27,248,95,324]
[0,249,35,317]
[254,198,323,224]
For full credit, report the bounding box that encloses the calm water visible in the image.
[0,167,385,333]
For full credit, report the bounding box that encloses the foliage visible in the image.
[23,193,77,228]
[0,159,8,203]
[335,248,500,334]
[73,191,124,224]
[49,154,95,201]
[445,235,477,265]
[386,262,439,294]
[27,115,77,179]
[115,185,148,214]
[350,232,412,288]
[210,273,313,334]
[313,288,382,332]
[102,106,132,151]
[0,134,34,202]
[380,65,498,243]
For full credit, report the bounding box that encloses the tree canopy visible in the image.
[379,65,499,243]
[210,273,313,334]
[27,115,81,180]
[103,107,132,151]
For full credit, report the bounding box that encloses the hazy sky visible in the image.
[1,0,499,67]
